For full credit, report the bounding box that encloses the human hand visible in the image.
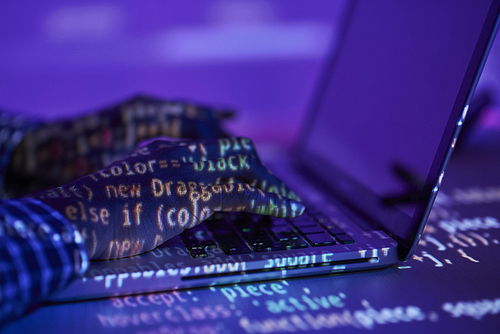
[6,95,234,197]
[32,137,304,260]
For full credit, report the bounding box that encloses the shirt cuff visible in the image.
[0,198,89,324]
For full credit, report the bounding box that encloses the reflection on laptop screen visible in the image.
[300,1,498,250]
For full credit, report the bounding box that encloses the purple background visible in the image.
[0,0,499,148]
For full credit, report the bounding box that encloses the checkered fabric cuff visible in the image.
[0,198,89,325]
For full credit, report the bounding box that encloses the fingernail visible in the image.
[290,201,306,217]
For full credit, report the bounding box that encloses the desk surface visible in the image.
[2,148,500,334]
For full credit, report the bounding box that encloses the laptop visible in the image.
[51,0,500,301]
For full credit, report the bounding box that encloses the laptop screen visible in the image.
[298,0,500,260]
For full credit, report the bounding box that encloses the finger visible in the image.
[205,183,305,218]
[235,162,301,201]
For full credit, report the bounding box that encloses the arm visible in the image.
[4,96,233,198]
[1,137,303,325]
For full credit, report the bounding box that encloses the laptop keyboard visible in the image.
[180,209,355,259]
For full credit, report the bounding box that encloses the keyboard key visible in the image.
[304,232,336,246]
[189,249,208,258]
[252,245,272,252]
[252,242,287,252]
[241,228,268,240]
[248,236,274,246]
[217,237,251,255]
[184,241,202,250]
[281,239,308,249]
[270,226,293,234]
[233,219,254,230]
[211,227,235,237]
[205,219,234,236]
[298,226,325,234]
[270,243,288,251]
[290,220,317,228]
[326,227,346,235]
[335,234,355,244]
[273,231,300,242]
[200,240,217,249]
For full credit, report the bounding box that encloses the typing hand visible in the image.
[32,137,304,260]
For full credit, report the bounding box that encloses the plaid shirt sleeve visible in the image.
[0,198,89,326]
